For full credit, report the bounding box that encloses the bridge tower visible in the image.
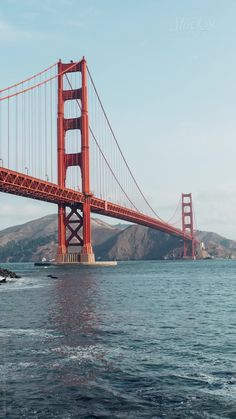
[56,58,95,263]
[182,193,195,259]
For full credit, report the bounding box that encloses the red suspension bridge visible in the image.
[0,57,195,263]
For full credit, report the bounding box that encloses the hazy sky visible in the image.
[1,0,236,239]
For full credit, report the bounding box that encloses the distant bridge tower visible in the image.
[56,58,95,263]
[182,193,195,259]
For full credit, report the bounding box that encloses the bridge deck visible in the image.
[0,167,192,241]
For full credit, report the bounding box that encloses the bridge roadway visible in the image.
[0,167,192,242]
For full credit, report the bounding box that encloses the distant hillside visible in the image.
[0,214,236,262]
[94,226,236,260]
[0,215,121,262]
[94,224,183,260]
[196,230,236,259]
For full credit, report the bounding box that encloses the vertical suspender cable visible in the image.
[45,81,48,180]
[7,92,10,168]
[15,90,18,171]
[0,92,2,164]
[50,76,53,182]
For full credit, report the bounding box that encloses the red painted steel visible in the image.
[80,58,94,262]
[65,207,83,247]
[57,61,66,257]
[0,167,193,243]
[56,59,94,263]
[182,193,195,258]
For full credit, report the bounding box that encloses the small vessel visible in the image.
[34,261,52,266]
[34,257,53,267]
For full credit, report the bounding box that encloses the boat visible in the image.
[34,257,54,267]
[34,261,52,266]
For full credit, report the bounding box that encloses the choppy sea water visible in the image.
[0,260,236,418]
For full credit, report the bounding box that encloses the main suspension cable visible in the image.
[0,62,57,94]
[87,66,164,221]
[65,73,139,211]
[0,62,79,101]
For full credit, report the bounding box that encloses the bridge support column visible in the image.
[80,58,95,263]
[57,204,67,262]
[56,57,95,263]
[182,193,195,259]
[80,200,95,263]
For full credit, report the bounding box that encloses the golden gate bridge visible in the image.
[0,57,195,263]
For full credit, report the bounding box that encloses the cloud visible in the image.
[0,2,98,42]
[192,185,236,239]
[0,17,48,43]
[0,19,31,42]
[0,194,55,230]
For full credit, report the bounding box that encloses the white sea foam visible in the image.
[52,344,104,364]
[0,275,51,291]
[178,370,236,399]
[0,328,57,338]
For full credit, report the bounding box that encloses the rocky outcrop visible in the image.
[0,268,21,279]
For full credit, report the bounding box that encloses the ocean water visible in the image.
[0,260,236,418]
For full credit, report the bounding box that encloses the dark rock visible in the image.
[0,268,21,279]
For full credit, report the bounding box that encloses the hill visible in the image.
[0,214,236,262]
[0,215,121,262]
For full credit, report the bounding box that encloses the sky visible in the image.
[1,0,236,238]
